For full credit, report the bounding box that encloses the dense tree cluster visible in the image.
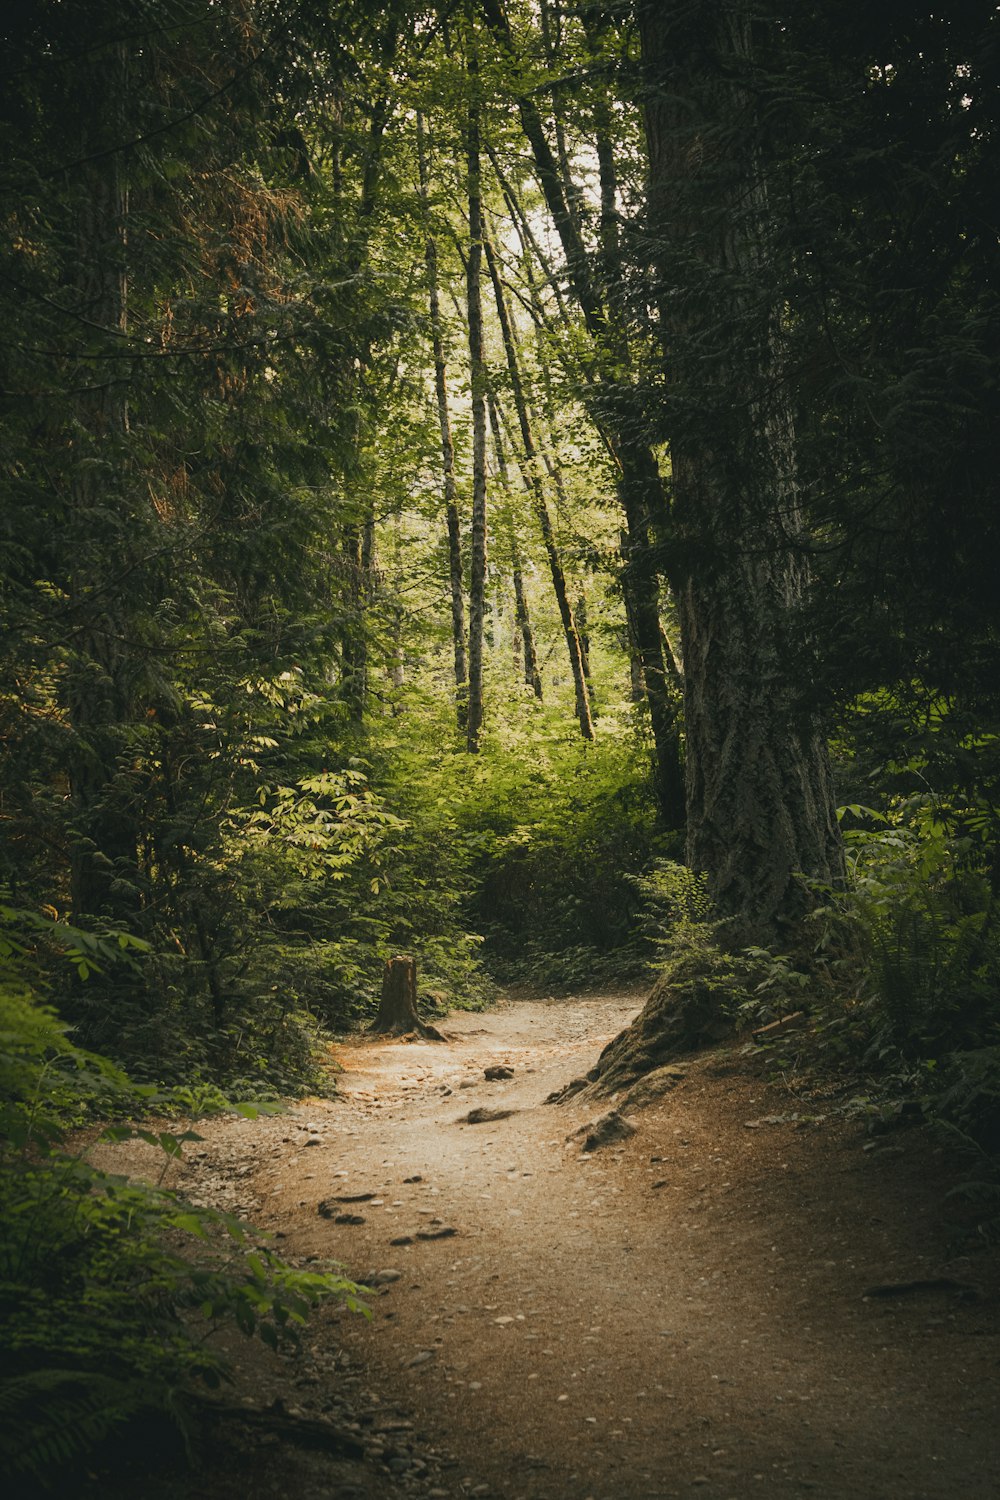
[0,0,996,1076]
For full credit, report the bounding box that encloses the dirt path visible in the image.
[132,990,1000,1500]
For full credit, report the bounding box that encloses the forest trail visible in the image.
[141,991,1000,1500]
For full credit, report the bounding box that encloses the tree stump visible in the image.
[370,955,446,1040]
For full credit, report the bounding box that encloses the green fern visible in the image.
[0,1369,147,1489]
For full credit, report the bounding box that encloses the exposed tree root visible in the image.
[549,970,737,1102]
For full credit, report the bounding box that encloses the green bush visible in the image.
[830,799,1000,1062]
[0,914,367,1492]
[446,704,667,981]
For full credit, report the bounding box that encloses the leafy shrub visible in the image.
[0,913,367,1492]
[443,704,666,981]
[932,1046,1000,1157]
[829,799,1000,1062]
[631,860,715,955]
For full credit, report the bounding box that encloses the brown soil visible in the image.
[99,989,1000,1500]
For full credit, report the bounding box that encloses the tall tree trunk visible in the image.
[335,14,398,730]
[640,0,843,939]
[465,40,488,753]
[417,113,467,724]
[483,233,593,740]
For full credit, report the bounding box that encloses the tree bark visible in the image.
[417,113,467,724]
[370,955,445,1040]
[639,0,843,940]
[575,593,591,682]
[465,43,488,754]
[513,565,543,698]
[614,443,685,827]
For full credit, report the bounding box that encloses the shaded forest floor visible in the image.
[100,990,1000,1500]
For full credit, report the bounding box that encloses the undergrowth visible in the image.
[639,813,1000,1238]
[0,911,368,1494]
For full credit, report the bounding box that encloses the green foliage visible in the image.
[632,860,715,955]
[441,702,665,984]
[933,1048,1000,1159]
[757,792,1000,1208]
[633,861,796,1035]
[831,798,1000,1062]
[0,917,367,1492]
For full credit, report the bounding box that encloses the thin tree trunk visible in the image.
[334,15,398,729]
[480,0,604,337]
[340,519,368,723]
[575,594,591,681]
[539,0,585,246]
[513,567,543,697]
[486,389,543,699]
[479,5,681,804]
[388,516,404,708]
[483,233,593,740]
[417,112,467,723]
[465,41,488,754]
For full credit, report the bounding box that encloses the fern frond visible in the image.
[0,1369,144,1489]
